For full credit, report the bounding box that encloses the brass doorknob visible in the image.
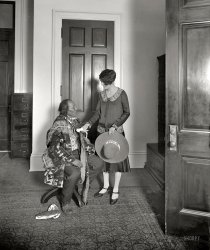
[170,141,176,148]
[169,125,177,151]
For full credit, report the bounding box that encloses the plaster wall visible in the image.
[30,0,165,170]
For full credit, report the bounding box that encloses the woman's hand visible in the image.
[78,123,90,133]
[109,127,115,134]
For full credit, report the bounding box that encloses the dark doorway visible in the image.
[0,1,15,150]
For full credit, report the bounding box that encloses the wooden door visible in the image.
[62,20,114,122]
[0,29,14,150]
[166,0,210,236]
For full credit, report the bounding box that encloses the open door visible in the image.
[166,0,210,236]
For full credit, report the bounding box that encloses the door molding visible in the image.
[51,10,121,121]
[14,0,24,92]
[6,0,32,92]
[7,0,26,92]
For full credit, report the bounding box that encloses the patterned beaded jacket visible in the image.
[42,114,94,188]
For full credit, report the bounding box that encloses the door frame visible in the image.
[51,10,121,122]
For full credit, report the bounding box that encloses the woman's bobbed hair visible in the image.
[99,69,116,85]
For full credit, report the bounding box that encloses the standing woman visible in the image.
[82,69,130,205]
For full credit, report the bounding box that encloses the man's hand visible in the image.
[72,159,83,168]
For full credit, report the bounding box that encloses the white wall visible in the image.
[30,0,165,171]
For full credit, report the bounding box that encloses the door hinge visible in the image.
[60,85,62,96]
[61,28,63,38]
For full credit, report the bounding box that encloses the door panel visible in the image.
[69,54,85,111]
[92,28,107,47]
[166,0,210,235]
[70,27,85,47]
[179,133,210,158]
[62,20,114,123]
[181,23,210,130]
[182,157,210,212]
[0,29,14,150]
[91,54,107,110]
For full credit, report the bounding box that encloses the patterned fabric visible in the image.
[42,114,95,188]
[46,115,80,151]
[43,149,65,187]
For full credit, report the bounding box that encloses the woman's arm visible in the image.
[80,94,101,132]
[86,95,101,128]
[113,90,130,127]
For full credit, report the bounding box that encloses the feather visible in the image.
[35,204,61,220]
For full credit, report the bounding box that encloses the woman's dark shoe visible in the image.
[41,188,60,204]
[110,192,119,205]
[94,187,110,198]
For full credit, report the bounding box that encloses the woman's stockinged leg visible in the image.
[112,172,122,199]
[99,172,109,194]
